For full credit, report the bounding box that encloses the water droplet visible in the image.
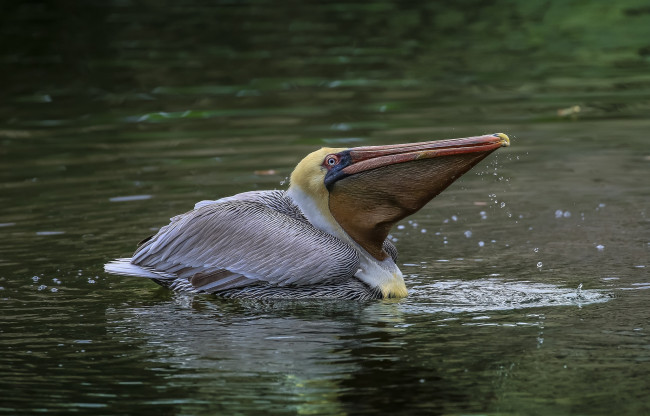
[451,215,458,222]
[464,230,473,238]
[596,244,605,251]
[537,262,543,269]
[32,276,39,282]
[51,287,58,293]
[37,284,47,291]
[500,202,506,208]
[421,229,427,233]
[397,225,405,230]
[563,211,571,218]
[533,247,539,253]
[478,241,485,247]
[555,209,563,218]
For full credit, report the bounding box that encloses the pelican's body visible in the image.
[105,133,510,299]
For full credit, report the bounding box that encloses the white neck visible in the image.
[287,186,343,239]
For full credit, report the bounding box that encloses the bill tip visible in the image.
[494,133,510,147]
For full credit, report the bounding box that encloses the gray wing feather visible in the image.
[383,239,398,263]
[194,190,306,222]
[131,200,360,291]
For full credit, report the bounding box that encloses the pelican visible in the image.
[105,133,510,300]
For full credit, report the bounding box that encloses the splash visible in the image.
[406,278,610,313]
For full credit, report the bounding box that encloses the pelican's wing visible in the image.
[135,190,305,249]
[194,190,307,222]
[122,200,360,293]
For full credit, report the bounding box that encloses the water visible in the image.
[1,1,649,415]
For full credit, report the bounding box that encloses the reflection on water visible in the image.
[1,1,650,415]
[108,294,546,415]
[109,299,378,414]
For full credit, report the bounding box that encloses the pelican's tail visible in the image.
[104,258,165,279]
[104,258,194,291]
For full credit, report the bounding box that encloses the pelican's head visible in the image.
[288,133,510,261]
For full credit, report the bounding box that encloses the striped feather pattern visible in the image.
[129,191,361,292]
[215,279,382,300]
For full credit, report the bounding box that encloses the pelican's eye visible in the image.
[324,155,339,167]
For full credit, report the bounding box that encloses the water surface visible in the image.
[1,2,649,415]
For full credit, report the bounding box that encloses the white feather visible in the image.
[104,258,173,279]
